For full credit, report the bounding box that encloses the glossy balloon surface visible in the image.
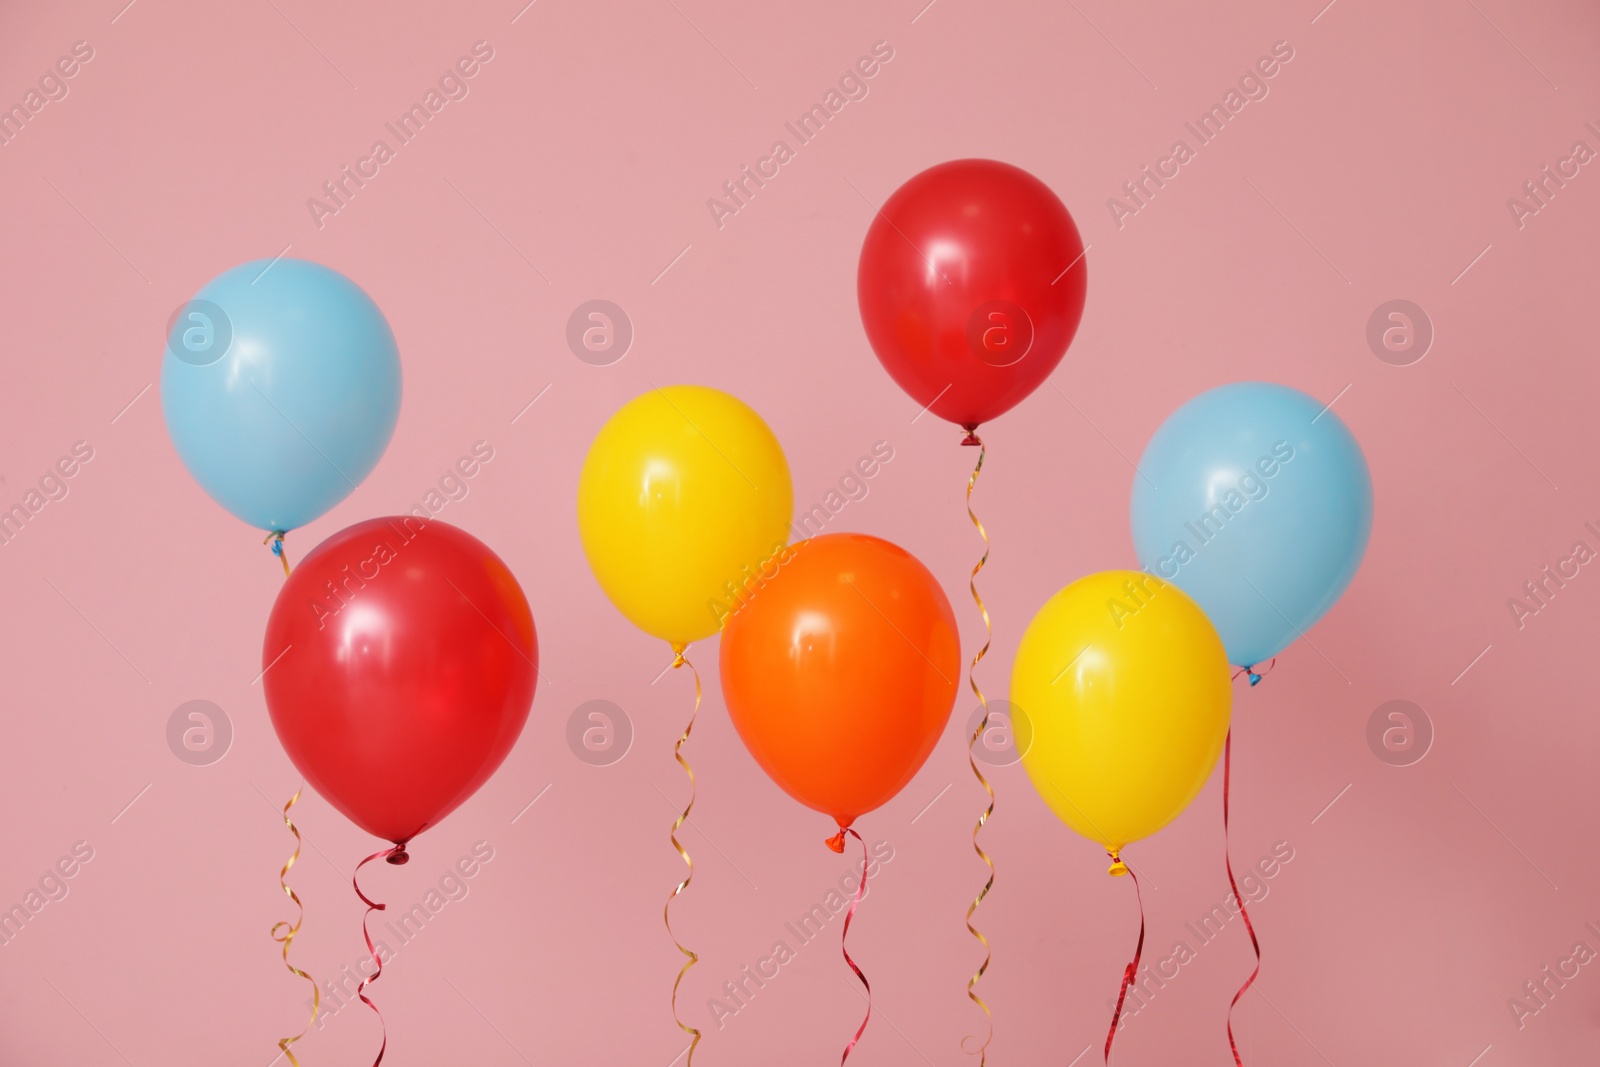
[1013,570,1231,853]
[720,533,960,829]
[578,385,793,648]
[1130,381,1373,666]
[161,258,401,532]
[857,159,1087,429]
[263,517,537,844]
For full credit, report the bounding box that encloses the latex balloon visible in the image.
[857,159,1087,431]
[720,533,960,832]
[162,258,402,533]
[1013,571,1230,857]
[578,385,793,649]
[1130,382,1373,666]
[263,517,537,845]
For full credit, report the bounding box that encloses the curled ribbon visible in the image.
[960,427,996,1065]
[1222,729,1260,1065]
[666,647,703,1066]
[836,827,872,1065]
[265,530,292,577]
[352,842,409,1067]
[270,789,318,1067]
[1103,855,1146,1063]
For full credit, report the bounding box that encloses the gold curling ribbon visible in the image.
[961,431,996,1065]
[270,788,319,1066]
[666,645,703,1065]
[265,530,292,577]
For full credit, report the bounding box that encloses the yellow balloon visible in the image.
[578,385,793,649]
[1013,570,1230,862]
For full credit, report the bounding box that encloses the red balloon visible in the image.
[263,517,537,846]
[857,159,1087,432]
[720,533,960,832]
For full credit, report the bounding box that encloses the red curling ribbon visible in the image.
[1222,730,1260,1065]
[1103,857,1145,1063]
[352,842,409,1066]
[837,827,872,1065]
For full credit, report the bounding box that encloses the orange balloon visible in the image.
[720,533,961,833]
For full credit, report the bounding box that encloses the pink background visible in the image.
[2,0,1598,1063]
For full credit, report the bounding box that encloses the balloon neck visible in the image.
[960,425,982,447]
[1107,850,1128,877]
[825,829,848,853]
[1236,658,1275,686]
[386,843,410,865]
[262,530,291,577]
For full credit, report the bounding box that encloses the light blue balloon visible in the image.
[1130,382,1372,667]
[161,259,401,533]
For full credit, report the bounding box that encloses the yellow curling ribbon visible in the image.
[961,432,995,1065]
[666,646,703,1065]
[270,788,318,1067]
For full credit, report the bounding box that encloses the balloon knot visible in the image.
[1107,851,1128,877]
[1235,659,1275,686]
[960,425,982,447]
[825,830,847,853]
[386,844,410,866]
[263,530,292,576]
